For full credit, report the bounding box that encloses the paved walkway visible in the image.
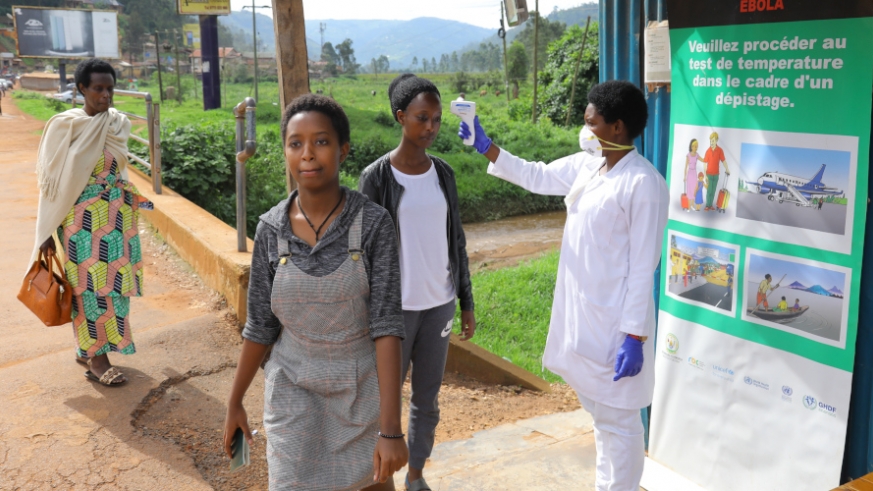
[0,97,601,490]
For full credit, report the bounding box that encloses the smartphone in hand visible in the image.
[229,427,250,472]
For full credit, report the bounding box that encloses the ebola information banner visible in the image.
[643,2,873,490]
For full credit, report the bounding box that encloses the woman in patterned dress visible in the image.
[32,59,148,387]
[223,95,408,490]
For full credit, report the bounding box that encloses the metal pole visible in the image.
[565,17,592,126]
[152,103,162,194]
[234,97,257,252]
[500,2,509,103]
[251,0,259,102]
[531,0,539,123]
[146,94,154,179]
[155,31,165,102]
[174,29,182,103]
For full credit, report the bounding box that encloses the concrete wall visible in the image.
[127,168,252,324]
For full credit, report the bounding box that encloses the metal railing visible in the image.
[234,97,257,252]
[115,89,162,194]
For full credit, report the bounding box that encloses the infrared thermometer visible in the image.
[450,100,476,146]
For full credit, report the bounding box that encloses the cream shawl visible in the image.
[29,107,131,267]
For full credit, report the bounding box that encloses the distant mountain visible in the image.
[806,285,832,296]
[788,281,808,290]
[462,2,599,52]
[828,286,844,295]
[220,14,493,68]
[699,256,720,265]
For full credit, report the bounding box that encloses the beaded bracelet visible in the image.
[377,431,405,439]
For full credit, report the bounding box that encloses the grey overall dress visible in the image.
[265,209,380,491]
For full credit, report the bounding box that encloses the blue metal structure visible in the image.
[842,108,873,483]
[598,0,873,481]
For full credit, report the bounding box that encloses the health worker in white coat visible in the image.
[459,80,668,491]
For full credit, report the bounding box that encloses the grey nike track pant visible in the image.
[400,298,457,469]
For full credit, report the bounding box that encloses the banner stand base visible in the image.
[641,457,706,491]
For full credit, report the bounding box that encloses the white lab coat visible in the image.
[489,148,668,410]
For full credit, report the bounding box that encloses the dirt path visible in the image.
[464,210,566,270]
[0,96,580,489]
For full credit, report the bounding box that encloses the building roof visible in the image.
[239,51,276,60]
[22,72,71,79]
[190,48,240,58]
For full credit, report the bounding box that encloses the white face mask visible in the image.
[579,125,635,158]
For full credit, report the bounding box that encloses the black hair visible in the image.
[388,74,441,122]
[688,139,697,152]
[587,80,648,140]
[765,274,772,280]
[280,93,350,146]
[74,58,116,93]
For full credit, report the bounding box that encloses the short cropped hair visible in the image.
[74,58,116,92]
[587,80,648,139]
[280,93,351,145]
[388,74,441,121]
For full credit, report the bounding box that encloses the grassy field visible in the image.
[458,250,562,383]
[16,73,578,224]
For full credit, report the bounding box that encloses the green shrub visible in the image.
[373,111,395,127]
[158,123,238,221]
[346,137,393,175]
[538,23,600,127]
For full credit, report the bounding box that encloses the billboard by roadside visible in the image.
[182,23,201,50]
[12,6,119,59]
[177,0,230,16]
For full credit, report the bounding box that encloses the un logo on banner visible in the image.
[744,376,752,385]
[782,386,793,396]
[803,395,817,410]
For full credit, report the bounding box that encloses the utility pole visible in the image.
[272,0,310,193]
[531,0,539,123]
[565,17,591,126]
[319,22,326,55]
[173,29,182,103]
[243,2,271,103]
[500,1,509,102]
[155,30,165,102]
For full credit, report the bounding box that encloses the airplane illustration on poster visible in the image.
[745,164,845,207]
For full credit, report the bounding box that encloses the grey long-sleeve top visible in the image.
[242,188,405,345]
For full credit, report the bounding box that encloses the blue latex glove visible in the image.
[613,335,644,381]
[458,116,493,155]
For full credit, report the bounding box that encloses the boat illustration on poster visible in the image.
[743,249,850,348]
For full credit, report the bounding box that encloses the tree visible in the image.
[335,38,360,75]
[450,51,460,72]
[506,41,529,84]
[538,23,600,126]
[321,42,340,76]
[422,58,430,73]
[377,54,389,74]
[431,57,437,73]
[515,13,567,73]
[412,56,418,71]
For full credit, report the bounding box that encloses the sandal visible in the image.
[76,356,89,366]
[85,366,127,387]
[405,475,432,491]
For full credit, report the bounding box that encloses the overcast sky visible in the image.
[227,0,593,29]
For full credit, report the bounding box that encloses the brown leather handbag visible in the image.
[18,248,73,326]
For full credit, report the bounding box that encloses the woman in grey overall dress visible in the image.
[224,95,408,491]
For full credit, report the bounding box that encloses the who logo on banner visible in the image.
[803,395,817,410]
